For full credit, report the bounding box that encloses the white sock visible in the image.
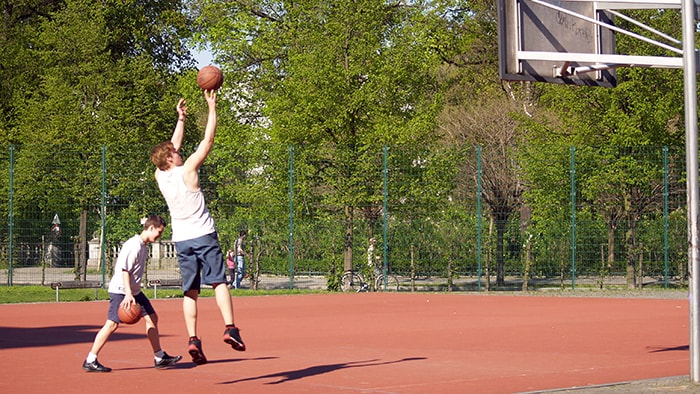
[86,353,97,363]
[154,349,165,360]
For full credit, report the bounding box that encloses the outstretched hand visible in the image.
[204,90,217,106]
[177,98,188,118]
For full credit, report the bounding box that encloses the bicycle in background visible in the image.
[341,270,400,292]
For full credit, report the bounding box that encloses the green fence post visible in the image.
[663,146,669,288]
[382,145,388,290]
[476,146,482,292]
[570,146,576,290]
[288,145,294,289]
[101,145,107,287]
[8,145,14,285]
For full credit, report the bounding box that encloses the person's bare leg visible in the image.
[213,282,234,324]
[183,289,207,364]
[89,320,118,355]
[215,282,246,351]
[144,313,182,368]
[82,320,118,372]
[143,313,161,352]
[183,290,199,337]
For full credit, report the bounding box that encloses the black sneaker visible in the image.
[82,359,112,373]
[154,352,182,369]
[223,326,246,351]
[187,337,207,365]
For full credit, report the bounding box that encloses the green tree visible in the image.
[0,0,64,143]
[196,0,444,274]
[7,0,194,274]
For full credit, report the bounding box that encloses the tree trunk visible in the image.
[79,209,87,280]
[522,236,532,291]
[410,244,416,292]
[607,225,615,269]
[486,217,494,291]
[625,218,638,289]
[73,242,80,280]
[637,243,643,288]
[496,220,506,286]
[599,243,605,289]
[250,235,261,290]
[344,205,354,274]
[447,255,453,292]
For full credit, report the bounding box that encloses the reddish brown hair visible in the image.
[150,141,174,170]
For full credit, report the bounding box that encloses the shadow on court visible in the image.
[647,345,689,353]
[0,324,155,349]
[220,357,427,385]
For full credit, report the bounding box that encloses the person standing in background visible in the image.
[226,249,236,286]
[232,230,249,289]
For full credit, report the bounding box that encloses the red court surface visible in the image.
[0,293,690,393]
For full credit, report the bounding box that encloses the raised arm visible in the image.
[182,90,217,189]
[171,98,188,152]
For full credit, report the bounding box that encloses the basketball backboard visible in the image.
[498,0,689,87]
[498,0,617,86]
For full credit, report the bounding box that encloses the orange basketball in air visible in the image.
[197,65,224,91]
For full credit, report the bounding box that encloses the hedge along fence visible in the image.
[0,144,688,290]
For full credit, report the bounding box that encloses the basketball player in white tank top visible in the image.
[151,90,246,365]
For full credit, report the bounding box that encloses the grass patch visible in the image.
[0,285,327,304]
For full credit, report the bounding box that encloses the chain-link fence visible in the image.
[0,144,687,291]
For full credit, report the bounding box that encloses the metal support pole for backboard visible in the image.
[682,0,700,382]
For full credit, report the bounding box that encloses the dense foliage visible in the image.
[0,1,693,290]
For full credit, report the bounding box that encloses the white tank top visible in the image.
[156,166,216,242]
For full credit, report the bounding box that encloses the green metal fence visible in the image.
[0,144,687,291]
